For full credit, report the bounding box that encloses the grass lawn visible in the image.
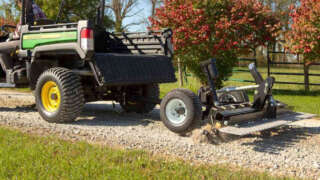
[0,127,292,180]
[160,67,320,116]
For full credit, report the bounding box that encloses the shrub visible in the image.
[150,0,280,87]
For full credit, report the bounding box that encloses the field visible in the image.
[160,66,320,115]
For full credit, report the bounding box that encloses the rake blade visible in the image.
[218,112,316,136]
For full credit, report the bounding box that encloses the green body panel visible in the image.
[22,31,77,50]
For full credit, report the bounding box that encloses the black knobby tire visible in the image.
[160,88,202,134]
[120,84,159,114]
[35,67,85,123]
[218,86,249,104]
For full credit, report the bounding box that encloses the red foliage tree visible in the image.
[287,0,320,62]
[150,0,280,86]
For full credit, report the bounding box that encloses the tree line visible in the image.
[1,0,317,86]
[0,0,164,32]
[0,0,298,33]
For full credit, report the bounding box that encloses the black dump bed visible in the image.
[94,29,176,86]
[95,53,176,85]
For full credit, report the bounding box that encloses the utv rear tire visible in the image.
[160,89,202,134]
[35,67,84,123]
[120,84,159,114]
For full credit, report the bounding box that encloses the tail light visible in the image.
[80,28,94,52]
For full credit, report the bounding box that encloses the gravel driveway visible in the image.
[0,92,319,179]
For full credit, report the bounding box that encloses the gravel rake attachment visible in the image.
[218,112,315,136]
[160,59,315,137]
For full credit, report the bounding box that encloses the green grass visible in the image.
[0,127,291,180]
[160,67,320,116]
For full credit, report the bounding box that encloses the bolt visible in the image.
[51,94,58,100]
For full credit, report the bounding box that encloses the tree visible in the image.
[106,0,142,32]
[260,0,299,30]
[35,0,113,28]
[0,0,19,22]
[286,0,320,62]
[0,17,16,36]
[150,0,280,87]
[255,0,299,64]
[149,0,162,17]
[0,0,18,36]
[0,0,114,29]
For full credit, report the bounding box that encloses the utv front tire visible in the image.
[35,68,84,123]
[160,89,202,134]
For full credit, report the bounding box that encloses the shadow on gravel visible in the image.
[241,126,320,154]
[0,105,36,112]
[72,103,161,127]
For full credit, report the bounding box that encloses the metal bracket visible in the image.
[88,60,104,86]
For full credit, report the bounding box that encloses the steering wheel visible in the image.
[0,24,16,38]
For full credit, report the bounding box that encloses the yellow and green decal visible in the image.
[22,31,77,49]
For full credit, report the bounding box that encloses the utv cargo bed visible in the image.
[95,53,176,86]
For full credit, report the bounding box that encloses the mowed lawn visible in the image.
[160,66,320,115]
[0,127,291,180]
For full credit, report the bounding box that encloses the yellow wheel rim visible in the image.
[41,81,61,112]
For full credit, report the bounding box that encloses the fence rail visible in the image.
[228,44,320,91]
[229,57,256,83]
[179,43,320,91]
[267,44,320,91]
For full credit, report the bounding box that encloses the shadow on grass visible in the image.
[241,126,320,155]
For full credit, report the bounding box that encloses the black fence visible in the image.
[229,58,257,83]
[267,43,320,91]
[229,43,320,91]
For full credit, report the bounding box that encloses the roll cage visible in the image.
[20,0,106,27]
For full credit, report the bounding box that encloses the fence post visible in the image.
[267,45,271,77]
[304,62,310,92]
[178,58,184,87]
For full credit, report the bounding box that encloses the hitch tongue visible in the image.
[249,63,264,84]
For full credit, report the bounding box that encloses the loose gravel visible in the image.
[0,92,319,179]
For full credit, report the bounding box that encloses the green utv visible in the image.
[0,0,178,124]
[1,0,313,137]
